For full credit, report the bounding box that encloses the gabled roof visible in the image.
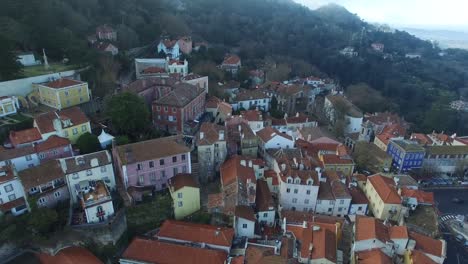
[220,155,256,187]
[34,107,89,134]
[122,238,227,264]
[37,246,103,264]
[9,128,42,146]
[61,150,111,174]
[256,127,293,143]
[115,135,190,165]
[349,186,369,204]
[157,220,234,248]
[367,174,401,204]
[235,89,268,101]
[0,145,36,160]
[286,223,337,262]
[409,250,438,264]
[355,216,408,242]
[169,173,198,192]
[154,83,204,107]
[41,78,84,89]
[241,110,263,122]
[0,165,16,184]
[355,249,392,264]
[18,160,64,189]
[400,188,435,205]
[35,135,70,153]
[222,54,241,65]
[409,231,445,257]
[197,123,225,146]
[235,205,256,221]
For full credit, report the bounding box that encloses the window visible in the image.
[39,197,47,204]
[172,156,177,163]
[306,190,311,195]
[86,170,92,176]
[329,200,335,205]
[81,125,87,132]
[8,194,16,201]
[182,165,187,173]
[149,161,154,168]
[157,106,161,111]
[172,107,177,113]
[137,164,143,170]
[178,193,183,199]
[72,173,79,179]
[178,201,183,207]
[160,159,165,165]
[173,167,178,175]
[340,200,344,205]
[30,187,38,193]
[182,154,186,161]
[242,224,247,229]
[328,208,332,212]
[286,188,290,193]
[317,200,322,204]
[294,189,298,194]
[101,166,107,173]
[287,179,292,183]
[71,128,77,135]
[304,199,309,204]
[65,91,69,96]
[26,155,32,161]
[292,198,298,204]
[164,107,168,112]
[161,170,166,178]
[263,213,268,217]
[338,207,343,212]
[4,184,13,193]
[138,174,144,185]
[358,206,363,210]
[54,191,61,198]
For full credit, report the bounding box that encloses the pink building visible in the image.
[113,136,192,201]
[34,135,73,162]
[178,36,193,55]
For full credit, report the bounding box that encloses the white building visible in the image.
[0,147,40,171]
[278,168,321,212]
[78,180,115,223]
[98,130,115,149]
[157,39,180,59]
[167,59,188,76]
[0,165,28,216]
[234,205,256,238]
[61,150,116,204]
[0,96,19,117]
[256,179,276,226]
[17,53,39,66]
[314,171,352,218]
[324,95,363,134]
[256,127,295,154]
[232,89,270,112]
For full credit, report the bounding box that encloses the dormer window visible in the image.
[294,178,301,184]
[307,179,313,185]
[287,177,292,184]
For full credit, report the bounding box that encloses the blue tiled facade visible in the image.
[387,140,425,173]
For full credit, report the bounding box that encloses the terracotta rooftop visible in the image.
[409,250,438,264]
[9,128,42,146]
[235,205,256,222]
[0,145,36,160]
[18,160,64,190]
[115,135,190,165]
[256,126,293,143]
[365,112,404,126]
[241,110,263,122]
[154,83,204,107]
[321,154,354,165]
[375,123,406,146]
[256,179,275,212]
[281,210,345,227]
[400,188,435,205]
[355,248,392,264]
[197,123,226,146]
[206,96,222,109]
[0,197,26,213]
[264,170,279,186]
[181,73,203,81]
[156,220,234,248]
[409,231,445,257]
[122,237,227,264]
[37,246,103,264]
[0,165,16,184]
[41,78,84,89]
[35,135,70,153]
[34,107,89,134]
[367,174,401,204]
[222,54,241,65]
[235,89,268,101]
[286,223,337,262]
[410,133,433,145]
[355,216,408,242]
[169,173,198,192]
[141,66,166,74]
[348,187,369,204]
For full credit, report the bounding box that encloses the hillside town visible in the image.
[0,26,467,264]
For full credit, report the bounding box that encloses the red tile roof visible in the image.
[348,187,369,204]
[235,205,256,221]
[157,220,234,248]
[400,188,435,205]
[34,107,89,134]
[36,246,103,264]
[355,249,392,264]
[264,170,279,186]
[321,154,354,165]
[256,179,275,212]
[410,133,433,145]
[142,66,166,74]
[409,231,445,257]
[221,155,256,187]
[42,78,84,89]
[222,54,241,65]
[0,197,26,213]
[34,135,70,153]
[286,223,337,262]
[206,96,222,109]
[122,238,227,264]
[9,128,42,146]
[241,110,263,122]
[355,216,408,242]
[368,174,401,204]
[409,250,438,264]
[0,165,16,184]
[375,123,406,146]
[197,123,225,146]
[256,127,292,143]
[169,173,198,192]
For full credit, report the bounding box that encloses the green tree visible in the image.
[0,36,23,81]
[105,92,150,138]
[76,132,101,154]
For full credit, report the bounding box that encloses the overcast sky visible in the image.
[294,0,468,31]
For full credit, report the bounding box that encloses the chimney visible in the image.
[302,221,307,228]
[200,132,204,139]
[307,134,311,142]
[296,112,299,117]
[248,160,253,168]
[240,160,246,167]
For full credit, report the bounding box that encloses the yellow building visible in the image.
[35,78,90,110]
[364,174,404,222]
[168,173,200,220]
[319,153,355,177]
[34,106,91,144]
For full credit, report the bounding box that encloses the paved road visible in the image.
[433,189,468,263]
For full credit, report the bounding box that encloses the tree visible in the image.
[0,36,23,81]
[266,63,291,82]
[105,92,150,138]
[76,132,101,154]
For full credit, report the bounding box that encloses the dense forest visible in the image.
[1,0,468,133]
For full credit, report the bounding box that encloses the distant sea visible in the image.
[402,27,468,50]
